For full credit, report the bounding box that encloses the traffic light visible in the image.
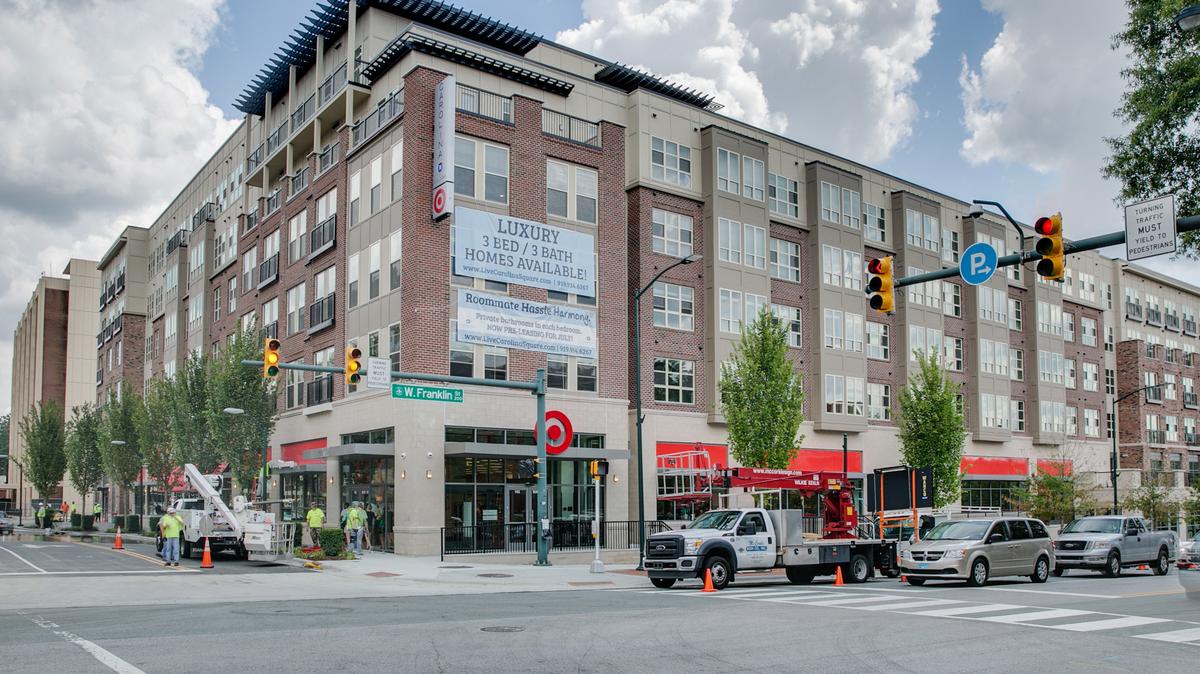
[1035,213,1064,281]
[866,256,894,313]
[345,346,362,386]
[588,460,609,480]
[262,338,281,378]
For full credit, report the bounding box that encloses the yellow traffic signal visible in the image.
[1035,213,1064,281]
[589,460,599,480]
[262,338,281,378]
[345,346,362,386]
[866,256,894,314]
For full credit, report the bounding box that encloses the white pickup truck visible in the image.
[1052,516,1176,577]
[643,508,897,590]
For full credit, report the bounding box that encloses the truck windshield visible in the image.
[688,510,741,531]
[923,520,991,541]
[1061,518,1121,534]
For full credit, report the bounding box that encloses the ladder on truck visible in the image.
[656,450,717,504]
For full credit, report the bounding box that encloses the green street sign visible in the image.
[391,383,464,403]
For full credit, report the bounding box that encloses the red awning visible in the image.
[961,456,1029,477]
[788,449,863,473]
[1035,459,1073,477]
[656,442,728,470]
[281,438,328,465]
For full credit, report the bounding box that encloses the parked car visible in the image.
[0,512,14,535]
[899,517,1054,587]
[1053,516,1175,577]
[1179,532,1200,567]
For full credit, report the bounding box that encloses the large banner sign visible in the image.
[431,75,455,221]
[453,207,595,297]
[456,289,597,359]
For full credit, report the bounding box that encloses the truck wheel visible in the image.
[1030,556,1050,584]
[1153,548,1171,576]
[705,556,732,591]
[845,555,871,584]
[1052,568,1066,577]
[785,567,815,585]
[1102,551,1121,578]
[966,558,989,587]
[650,578,677,589]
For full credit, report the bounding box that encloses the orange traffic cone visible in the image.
[834,566,845,586]
[112,526,124,550]
[200,537,214,569]
[900,574,907,584]
[701,568,716,593]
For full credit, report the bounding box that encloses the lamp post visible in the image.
[967,200,1029,267]
[1110,384,1163,512]
[1175,4,1200,32]
[223,407,268,503]
[632,253,701,570]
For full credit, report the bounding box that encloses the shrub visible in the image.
[70,513,82,527]
[81,515,95,531]
[123,515,141,533]
[318,527,345,556]
[148,516,161,535]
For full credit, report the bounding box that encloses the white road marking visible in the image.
[715,586,806,596]
[25,615,146,674]
[1047,616,1171,632]
[977,608,1094,624]
[907,603,1024,617]
[856,599,963,611]
[976,587,1119,599]
[795,595,911,607]
[1134,627,1200,643]
[0,544,47,573]
[757,592,849,603]
[0,569,200,576]
[720,590,838,600]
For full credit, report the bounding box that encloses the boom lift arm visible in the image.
[182,463,243,538]
[721,467,858,539]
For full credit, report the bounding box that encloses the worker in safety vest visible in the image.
[36,503,47,531]
[345,502,366,556]
[59,501,69,523]
[93,502,102,523]
[304,502,325,548]
[69,501,77,516]
[158,507,184,567]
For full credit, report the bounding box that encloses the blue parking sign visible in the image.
[960,242,998,286]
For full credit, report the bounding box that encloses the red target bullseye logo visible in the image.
[432,185,448,217]
[537,410,573,455]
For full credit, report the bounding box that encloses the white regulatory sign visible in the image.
[1125,195,1176,261]
[366,357,391,390]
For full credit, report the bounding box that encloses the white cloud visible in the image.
[0,0,238,414]
[556,0,938,163]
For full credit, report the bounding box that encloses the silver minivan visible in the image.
[899,517,1055,586]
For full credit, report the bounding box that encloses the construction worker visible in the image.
[345,501,366,556]
[158,507,184,567]
[35,503,47,531]
[69,501,77,520]
[304,501,325,548]
[93,501,102,524]
[59,500,69,527]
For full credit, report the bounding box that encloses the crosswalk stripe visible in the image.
[907,603,1023,617]
[717,587,803,595]
[726,590,839,601]
[1046,616,1170,632]
[855,599,963,612]
[1134,627,1200,643]
[977,608,1093,624]
[794,595,911,607]
[758,592,848,603]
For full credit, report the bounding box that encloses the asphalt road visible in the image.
[2,571,1198,673]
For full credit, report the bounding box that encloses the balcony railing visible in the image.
[291,92,316,131]
[113,315,123,335]
[541,108,601,148]
[457,83,512,125]
[318,62,348,106]
[99,292,107,309]
[351,88,404,150]
[1126,302,1143,321]
[247,143,265,174]
[116,272,125,294]
[307,294,335,334]
[441,520,671,558]
[1188,433,1200,447]
[1186,319,1198,336]
[308,214,335,260]
[1147,429,1167,444]
[1186,392,1198,409]
[266,119,289,155]
[166,229,188,255]
[290,167,309,199]
[264,321,278,340]
[1166,314,1181,331]
[265,189,282,216]
[307,375,334,406]
[1167,349,1178,364]
[1147,308,1163,326]
[257,253,279,290]
[245,210,259,233]
[318,141,340,175]
[192,202,216,230]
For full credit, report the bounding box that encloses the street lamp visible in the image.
[1175,4,1200,32]
[1110,384,1163,512]
[967,200,1029,266]
[223,407,268,504]
[632,253,702,570]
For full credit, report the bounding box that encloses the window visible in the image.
[864,202,886,243]
[547,354,568,390]
[653,358,694,403]
[1063,312,1075,342]
[1066,407,1078,436]
[189,240,205,282]
[824,375,845,414]
[1083,362,1099,392]
[744,224,766,269]
[943,282,961,317]
[768,173,798,217]
[388,323,401,371]
[979,339,1009,376]
[212,287,221,322]
[288,210,307,263]
[650,136,692,188]
[842,187,862,229]
[845,313,864,353]
[483,346,508,381]
[822,245,843,287]
[263,229,280,261]
[577,358,597,393]
[945,336,964,371]
[1084,409,1100,437]
[368,242,381,300]
[866,322,889,360]
[546,160,597,223]
[1038,350,1065,385]
[1010,348,1024,381]
[1105,325,1114,352]
[820,182,842,223]
[942,230,959,263]
[717,148,740,194]
[978,286,1007,323]
[868,383,891,420]
[240,310,256,333]
[654,282,694,330]
[455,136,508,204]
[241,249,256,291]
[980,393,1011,429]
[390,142,403,201]
[285,365,305,409]
[769,238,800,282]
[1008,298,1022,330]
[744,293,767,326]
[771,304,802,348]
[349,170,361,224]
[286,284,305,335]
[652,209,694,257]
[1166,373,1177,400]
[846,377,865,416]
[905,209,921,247]
[718,218,742,264]
[369,157,382,214]
[742,156,764,200]
[1065,358,1076,389]
[824,309,844,349]
[347,253,359,308]
[1037,301,1063,336]
[449,320,473,377]
[1011,400,1026,432]
[1106,368,1116,395]
[389,230,402,292]
[843,250,863,291]
[924,213,940,251]
[262,297,278,338]
[719,289,742,334]
[1040,401,1066,433]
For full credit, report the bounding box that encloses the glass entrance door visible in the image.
[506,485,532,549]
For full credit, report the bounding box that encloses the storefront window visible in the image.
[444,456,606,528]
[961,479,1023,511]
[340,427,395,445]
[281,472,325,520]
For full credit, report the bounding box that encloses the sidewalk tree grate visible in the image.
[481,626,525,633]
[477,573,513,578]
[366,571,402,578]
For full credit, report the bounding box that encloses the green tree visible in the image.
[17,401,67,501]
[168,352,219,470]
[207,328,277,491]
[1183,483,1200,523]
[64,403,105,511]
[1104,0,1200,254]
[98,390,143,512]
[138,379,177,507]
[1,413,10,483]
[1123,472,1180,528]
[897,350,966,508]
[718,310,805,469]
[1007,450,1098,524]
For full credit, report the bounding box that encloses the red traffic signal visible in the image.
[866,256,894,313]
[1034,213,1064,280]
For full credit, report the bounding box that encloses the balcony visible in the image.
[245,210,259,233]
[116,272,125,294]
[1186,319,1198,336]
[351,88,404,150]
[1166,314,1181,331]
[457,83,512,125]
[99,292,107,309]
[318,141,340,175]
[290,167,309,199]
[307,375,334,406]
[308,214,335,262]
[1189,433,1200,446]
[1147,308,1163,326]
[318,62,347,107]
[541,109,601,149]
[191,202,216,231]
[1126,301,1143,321]
[1147,430,1167,444]
[166,229,188,256]
[266,119,289,156]
[291,92,316,131]
[257,253,279,290]
[247,143,265,174]
[307,294,335,335]
[1187,392,1199,409]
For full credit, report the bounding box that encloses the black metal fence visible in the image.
[441,520,671,559]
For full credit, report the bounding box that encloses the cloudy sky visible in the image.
[0,0,1172,414]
